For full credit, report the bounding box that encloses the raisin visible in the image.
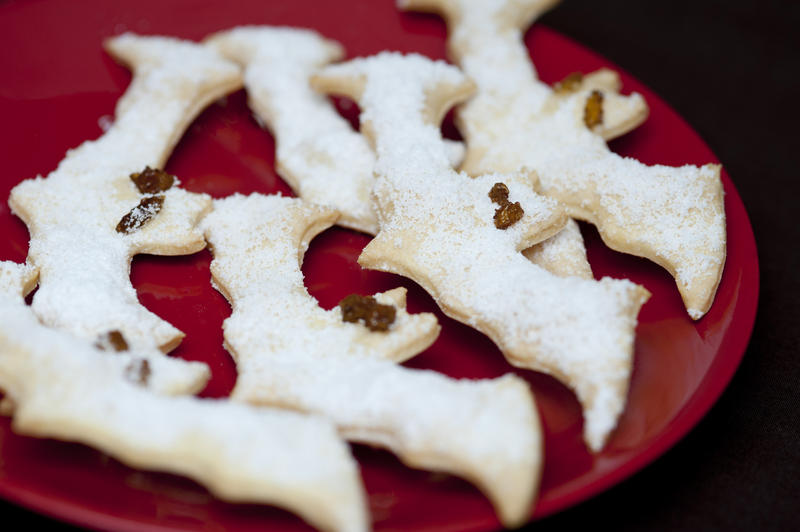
[339,294,396,332]
[95,330,128,352]
[494,202,524,229]
[125,359,151,386]
[583,90,604,129]
[489,182,510,205]
[553,72,584,93]
[116,195,164,234]
[130,166,175,194]
[489,182,524,229]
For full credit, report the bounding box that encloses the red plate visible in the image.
[0,1,758,531]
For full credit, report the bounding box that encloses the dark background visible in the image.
[3,0,798,530]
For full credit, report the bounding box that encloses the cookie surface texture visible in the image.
[206,26,465,236]
[203,193,542,527]
[8,34,241,352]
[522,218,593,279]
[206,27,379,234]
[0,260,368,532]
[401,0,726,319]
[312,52,650,452]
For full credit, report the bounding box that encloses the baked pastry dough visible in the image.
[401,0,726,319]
[0,261,368,532]
[203,193,543,527]
[9,34,240,351]
[313,52,650,452]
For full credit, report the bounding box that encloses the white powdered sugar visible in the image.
[8,34,240,350]
[0,8,731,527]
[207,27,380,234]
[0,262,366,532]
[523,219,594,279]
[423,0,726,319]
[315,52,650,452]
[201,193,542,525]
[207,28,468,237]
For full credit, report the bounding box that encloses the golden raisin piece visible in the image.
[583,90,604,129]
[116,195,165,234]
[489,182,524,229]
[494,202,524,229]
[553,72,584,93]
[339,294,396,332]
[130,166,175,194]
[95,330,128,352]
[125,359,151,386]
[489,182,510,205]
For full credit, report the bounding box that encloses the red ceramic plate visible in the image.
[0,1,758,531]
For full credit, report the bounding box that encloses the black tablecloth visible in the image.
[3,0,797,530]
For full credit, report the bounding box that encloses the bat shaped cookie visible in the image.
[206,26,465,236]
[312,52,650,452]
[400,0,726,319]
[203,193,543,527]
[0,260,368,532]
[9,34,240,351]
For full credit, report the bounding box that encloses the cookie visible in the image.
[206,27,379,234]
[8,33,241,352]
[0,260,368,532]
[523,218,594,279]
[205,26,465,236]
[202,192,543,526]
[312,52,650,451]
[0,260,210,402]
[400,0,725,319]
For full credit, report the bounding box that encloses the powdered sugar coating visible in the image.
[313,52,650,452]
[523,219,593,279]
[203,193,441,366]
[207,27,465,236]
[0,261,209,398]
[0,260,368,532]
[203,193,542,526]
[8,34,241,351]
[206,27,379,234]
[402,0,725,318]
